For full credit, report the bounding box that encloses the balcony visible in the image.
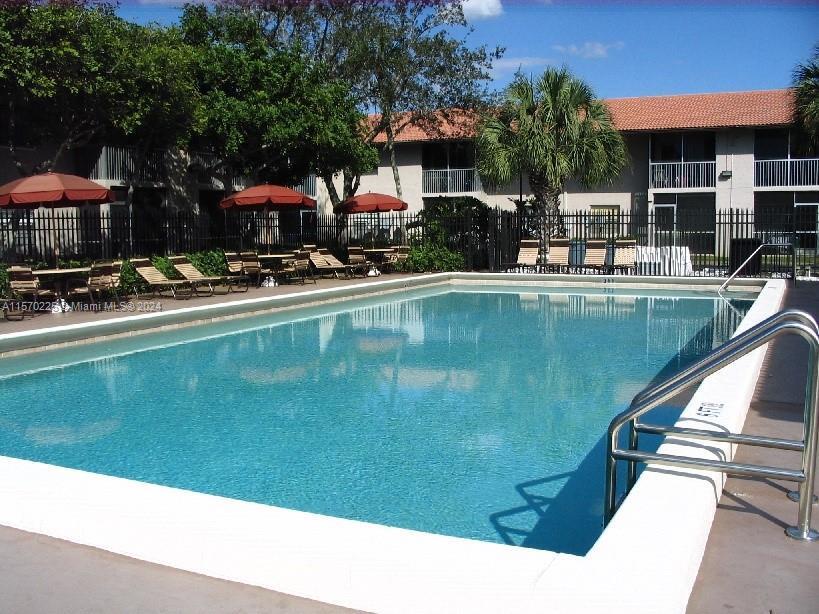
[649,161,716,190]
[755,159,819,187]
[89,146,167,183]
[422,168,482,194]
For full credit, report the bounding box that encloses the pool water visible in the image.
[0,286,752,555]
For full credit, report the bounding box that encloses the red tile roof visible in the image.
[369,89,794,143]
[606,89,794,132]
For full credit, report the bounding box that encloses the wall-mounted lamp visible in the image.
[719,170,733,179]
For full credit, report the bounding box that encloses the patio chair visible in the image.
[170,255,244,296]
[130,258,193,299]
[348,246,374,273]
[612,239,637,275]
[279,250,316,285]
[301,244,318,253]
[582,240,608,274]
[309,251,347,279]
[9,265,56,310]
[319,248,366,278]
[503,239,541,273]
[66,261,118,305]
[240,251,275,287]
[223,252,251,290]
[546,238,570,273]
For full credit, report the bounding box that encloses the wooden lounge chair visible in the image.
[582,240,608,274]
[301,244,318,253]
[319,248,367,278]
[169,255,244,296]
[309,251,347,278]
[612,239,637,275]
[546,238,570,273]
[130,258,193,299]
[503,239,540,273]
[9,265,56,311]
[240,251,274,287]
[348,246,374,274]
[223,252,251,290]
[66,261,118,305]
[279,250,315,284]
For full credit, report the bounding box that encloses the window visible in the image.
[754,129,789,160]
[682,132,715,162]
[651,133,682,162]
[651,132,715,162]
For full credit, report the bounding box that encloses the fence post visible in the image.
[488,209,497,272]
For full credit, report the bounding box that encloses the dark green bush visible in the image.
[398,243,465,273]
[0,264,7,297]
[187,249,227,276]
[117,260,148,296]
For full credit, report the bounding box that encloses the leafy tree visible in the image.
[0,1,130,175]
[224,0,502,205]
[476,68,627,235]
[180,5,376,193]
[793,44,819,154]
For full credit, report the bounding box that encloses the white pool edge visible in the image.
[0,275,785,614]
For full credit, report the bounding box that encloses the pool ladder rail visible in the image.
[604,309,819,542]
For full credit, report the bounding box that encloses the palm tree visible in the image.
[793,45,819,154]
[477,67,627,235]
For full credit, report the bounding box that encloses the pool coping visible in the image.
[0,274,784,613]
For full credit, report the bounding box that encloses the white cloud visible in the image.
[553,41,625,60]
[462,0,504,21]
[493,56,554,74]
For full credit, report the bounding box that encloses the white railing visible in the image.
[422,168,482,194]
[293,174,317,197]
[649,161,716,189]
[89,146,167,183]
[755,159,819,187]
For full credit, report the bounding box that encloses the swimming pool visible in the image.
[0,285,752,555]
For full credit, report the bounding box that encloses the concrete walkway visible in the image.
[687,281,819,614]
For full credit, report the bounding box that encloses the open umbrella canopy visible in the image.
[0,172,113,207]
[219,184,316,209]
[334,192,408,214]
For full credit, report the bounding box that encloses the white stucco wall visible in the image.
[715,128,755,210]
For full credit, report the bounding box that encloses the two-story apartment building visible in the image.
[336,90,817,234]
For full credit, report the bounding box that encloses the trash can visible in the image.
[569,239,585,268]
[729,238,763,276]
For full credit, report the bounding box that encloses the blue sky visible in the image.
[118,0,819,99]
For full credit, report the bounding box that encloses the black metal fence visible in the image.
[1,207,814,278]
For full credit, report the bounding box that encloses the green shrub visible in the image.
[187,249,227,276]
[399,243,465,273]
[117,260,148,296]
[0,264,7,297]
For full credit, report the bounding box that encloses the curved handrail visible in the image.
[717,242,794,316]
[604,310,819,542]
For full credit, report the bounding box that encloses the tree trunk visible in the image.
[528,173,566,238]
[7,100,29,177]
[384,122,402,199]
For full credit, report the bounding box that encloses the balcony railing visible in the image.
[649,161,716,189]
[89,146,167,183]
[293,174,317,197]
[422,168,482,194]
[755,159,819,187]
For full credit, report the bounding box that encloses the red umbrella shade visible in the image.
[219,184,316,209]
[0,172,113,207]
[335,192,408,214]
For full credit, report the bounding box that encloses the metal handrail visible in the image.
[604,310,819,542]
[717,242,794,307]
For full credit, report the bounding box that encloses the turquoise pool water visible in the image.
[0,286,752,555]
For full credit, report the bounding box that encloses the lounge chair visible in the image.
[503,239,541,273]
[301,244,318,253]
[309,251,347,279]
[582,240,608,274]
[9,265,56,311]
[348,246,374,274]
[169,255,244,296]
[319,248,367,278]
[66,261,118,304]
[546,238,570,273]
[130,258,193,299]
[279,251,315,284]
[240,251,275,287]
[612,239,637,275]
[223,252,251,290]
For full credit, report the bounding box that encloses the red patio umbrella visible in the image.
[0,172,113,206]
[0,172,113,266]
[334,192,408,214]
[219,184,316,209]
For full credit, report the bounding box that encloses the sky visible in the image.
[117,0,819,99]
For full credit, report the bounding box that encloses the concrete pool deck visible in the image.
[0,273,810,612]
